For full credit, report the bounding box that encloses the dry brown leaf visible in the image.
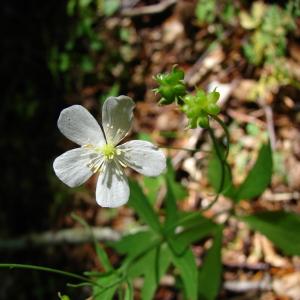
[273,272,300,300]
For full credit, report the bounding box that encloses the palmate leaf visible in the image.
[241,211,300,256]
[113,230,158,258]
[198,226,223,300]
[113,229,168,300]
[234,143,272,202]
[128,243,171,300]
[93,272,120,300]
[169,212,217,255]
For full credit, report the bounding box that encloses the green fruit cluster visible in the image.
[182,89,220,128]
[153,67,186,105]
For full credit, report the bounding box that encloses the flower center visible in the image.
[100,143,117,160]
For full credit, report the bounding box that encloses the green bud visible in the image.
[174,84,186,96]
[206,103,220,115]
[58,293,71,300]
[182,89,221,128]
[154,66,187,105]
[197,114,209,128]
[158,86,175,104]
[207,90,220,103]
[167,67,184,83]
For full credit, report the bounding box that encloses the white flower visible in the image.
[53,96,166,207]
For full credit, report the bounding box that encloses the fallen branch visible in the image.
[121,0,177,17]
[0,227,121,251]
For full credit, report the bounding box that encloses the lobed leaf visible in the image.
[128,180,161,233]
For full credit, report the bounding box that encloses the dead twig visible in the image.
[0,227,121,251]
[224,275,272,293]
[121,0,177,17]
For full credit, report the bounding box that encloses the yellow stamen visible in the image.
[101,143,117,160]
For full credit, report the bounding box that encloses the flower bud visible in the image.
[154,66,186,105]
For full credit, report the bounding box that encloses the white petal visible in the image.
[117,140,166,176]
[58,105,105,146]
[53,148,94,187]
[102,96,135,145]
[96,161,129,207]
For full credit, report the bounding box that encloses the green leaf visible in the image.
[128,244,171,300]
[142,176,164,205]
[103,0,120,16]
[94,242,113,272]
[113,230,158,258]
[207,149,235,198]
[164,177,179,230]
[93,273,119,300]
[173,214,217,255]
[166,212,216,255]
[71,213,112,271]
[170,247,198,300]
[128,180,161,233]
[198,226,223,300]
[100,83,120,104]
[124,280,134,300]
[166,158,187,201]
[58,293,70,300]
[234,143,272,202]
[80,56,94,73]
[241,211,300,256]
[79,0,93,8]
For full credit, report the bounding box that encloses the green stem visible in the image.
[201,127,226,211]
[0,263,89,282]
[160,145,210,154]
[92,237,163,298]
[210,114,230,159]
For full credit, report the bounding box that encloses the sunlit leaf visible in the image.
[234,143,272,202]
[99,0,120,16]
[143,176,164,205]
[242,211,300,256]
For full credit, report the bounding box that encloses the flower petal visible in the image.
[58,105,105,146]
[102,96,135,145]
[96,161,129,207]
[53,148,94,187]
[117,140,166,176]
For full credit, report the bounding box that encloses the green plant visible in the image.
[2,67,300,300]
[240,2,296,65]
